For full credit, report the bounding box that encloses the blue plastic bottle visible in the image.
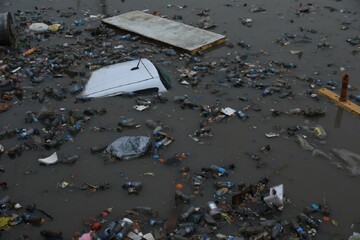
[236,110,248,120]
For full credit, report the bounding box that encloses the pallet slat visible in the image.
[317,88,360,117]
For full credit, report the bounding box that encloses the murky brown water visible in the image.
[0,0,359,239]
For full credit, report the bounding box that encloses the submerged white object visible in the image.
[38,152,58,165]
[265,132,280,138]
[142,233,155,240]
[263,184,284,208]
[133,105,149,111]
[81,58,170,98]
[221,107,236,116]
[29,23,49,33]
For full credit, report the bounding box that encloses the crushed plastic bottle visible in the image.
[17,129,36,139]
[283,63,297,69]
[236,110,249,120]
[74,19,84,26]
[210,164,227,176]
[65,133,74,142]
[22,214,44,226]
[192,66,208,71]
[119,34,131,40]
[122,181,142,194]
[214,181,235,189]
[102,220,118,239]
[263,87,273,96]
[297,212,319,229]
[154,136,173,149]
[291,220,308,239]
[118,118,139,128]
[207,201,221,219]
[287,108,303,115]
[162,48,176,56]
[115,218,133,239]
[349,93,360,102]
[180,206,196,221]
[175,189,191,203]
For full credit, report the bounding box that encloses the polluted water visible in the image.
[0,0,359,239]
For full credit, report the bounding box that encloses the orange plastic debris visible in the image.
[100,210,109,217]
[90,222,102,231]
[0,103,11,113]
[23,47,38,56]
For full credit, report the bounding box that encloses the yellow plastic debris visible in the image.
[0,217,11,230]
[48,24,61,32]
[332,219,339,227]
[58,181,69,188]
[143,172,155,176]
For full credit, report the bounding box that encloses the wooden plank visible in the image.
[102,11,226,54]
[317,88,360,117]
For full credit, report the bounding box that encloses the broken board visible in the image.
[317,88,360,117]
[102,11,226,55]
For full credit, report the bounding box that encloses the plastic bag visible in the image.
[105,136,151,160]
[349,232,360,240]
[295,135,314,151]
[332,148,360,176]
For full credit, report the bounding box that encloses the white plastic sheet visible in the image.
[38,152,58,165]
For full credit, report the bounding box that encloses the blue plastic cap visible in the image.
[311,203,319,211]
[116,233,124,239]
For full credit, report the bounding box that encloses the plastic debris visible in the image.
[48,24,61,32]
[133,105,149,111]
[105,136,151,160]
[38,152,59,165]
[265,132,279,138]
[0,103,11,113]
[79,231,95,240]
[28,23,49,32]
[332,148,360,176]
[57,181,70,188]
[349,232,360,240]
[263,184,284,209]
[295,134,314,151]
[0,3,358,240]
[198,17,216,29]
[220,107,236,116]
[311,125,327,140]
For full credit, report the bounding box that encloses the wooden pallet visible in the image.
[102,11,226,55]
[317,88,360,117]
